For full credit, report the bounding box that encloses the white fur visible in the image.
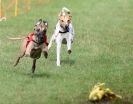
[62,7,70,13]
[48,21,75,66]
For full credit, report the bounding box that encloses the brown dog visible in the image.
[14,19,48,73]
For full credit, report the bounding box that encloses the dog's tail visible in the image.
[7,37,25,40]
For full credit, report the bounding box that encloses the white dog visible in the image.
[48,7,75,66]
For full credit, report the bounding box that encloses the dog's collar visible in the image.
[59,30,69,33]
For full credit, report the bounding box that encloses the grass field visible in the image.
[0,0,133,104]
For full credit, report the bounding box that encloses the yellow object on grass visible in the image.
[89,83,122,102]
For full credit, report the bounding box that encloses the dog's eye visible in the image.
[68,20,70,23]
[61,20,64,22]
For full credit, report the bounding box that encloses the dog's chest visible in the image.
[58,33,70,44]
[30,48,42,59]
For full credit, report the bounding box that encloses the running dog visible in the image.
[48,7,75,66]
[14,19,48,73]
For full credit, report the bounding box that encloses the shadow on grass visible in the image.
[13,69,51,78]
[73,92,133,104]
[61,59,75,66]
[30,73,50,78]
[48,53,75,66]
[85,100,133,104]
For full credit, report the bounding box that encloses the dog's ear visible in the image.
[34,19,42,25]
[39,19,42,22]
[43,20,48,27]
[69,15,72,20]
[59,15,63,20]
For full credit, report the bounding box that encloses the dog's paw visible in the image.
[48,46,50,50]
[14,63,17,67]
[57,64,61,67]
[44,51,48,59]
[48,45,51,50]
[68,50,72,54]
[71,39,74,43]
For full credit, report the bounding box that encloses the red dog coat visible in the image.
[26,32,48,48]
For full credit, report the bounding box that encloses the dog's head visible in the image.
[34,19,48,33]
[59,15,72,30]
[34,19,48,44]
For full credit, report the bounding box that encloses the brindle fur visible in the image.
[14,19,48,73]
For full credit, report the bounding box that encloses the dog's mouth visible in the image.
[61,25,69,31]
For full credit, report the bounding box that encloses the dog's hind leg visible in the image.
[14,54,24,66]
[14,57,20,66]
[32,59,36,73]
[14,38,28,66]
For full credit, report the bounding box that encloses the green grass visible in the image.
[0,0,133,104]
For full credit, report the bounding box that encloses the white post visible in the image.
[0,0,2,18]
[15,0,18,16]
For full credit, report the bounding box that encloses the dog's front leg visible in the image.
[42,43,48,59]
[32,59,36,73]
[67,33,72,54]
[48,25,60,50]
[56,36,62,66]
[48,34,55,50]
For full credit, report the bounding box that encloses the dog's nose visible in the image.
[36,28,40,32]
[65,25,68,28]
[65,25,69,31]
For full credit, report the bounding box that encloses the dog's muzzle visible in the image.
[37,32,44,44]
[34,31,46,45]
[59,25,69,33]
[65,25,69,32]
[36,28,40,32]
